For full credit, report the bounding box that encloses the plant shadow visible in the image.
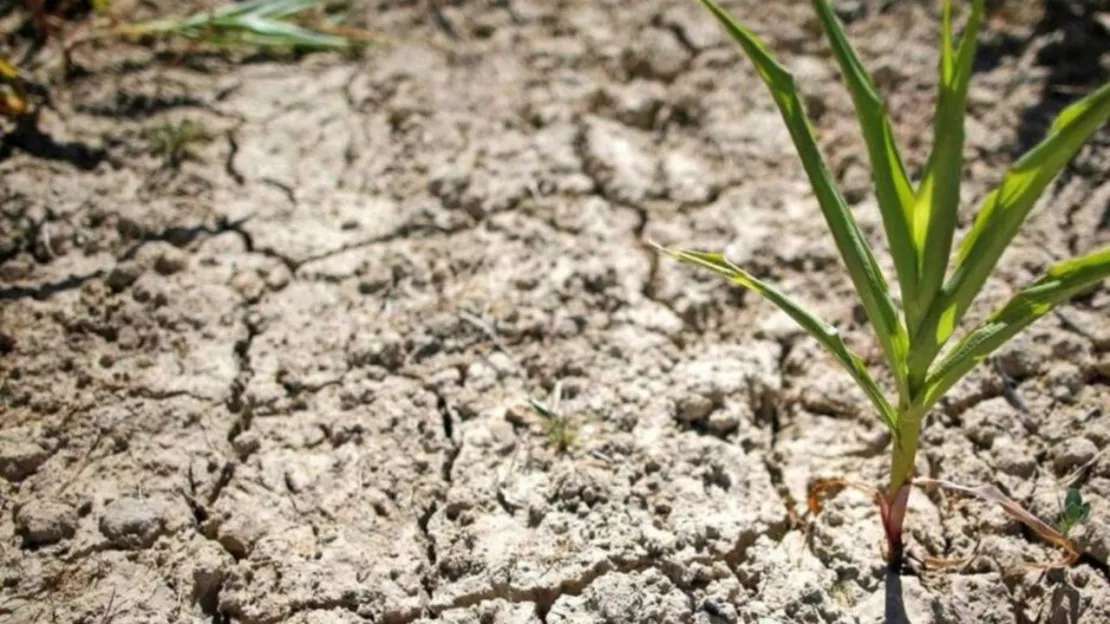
[884,565,911,624]
[1048,582,1082,623]
[1013,0,1110,157]
[972,1,1110,163]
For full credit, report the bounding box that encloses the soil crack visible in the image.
[117,216,252,262]
[0,270,106,301]
[0,118,106,170]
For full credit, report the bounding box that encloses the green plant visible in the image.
[1058,488,1092,538]
[108,0,370,51]
[146,119,212,167]
[528,383,577,453]
[659,0,1110,565]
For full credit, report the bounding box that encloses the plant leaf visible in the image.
[921,247,1110,410]
[249,0,327,19]
[1065,488,1083,511]
[658,246,898,430]
[911,0,983,345]
[910,80,1110,376]
[117,0,353,50]
[1080,503,1092,525]
[225,14,351,49]
[811,0,918,329]
[697,0,910,404]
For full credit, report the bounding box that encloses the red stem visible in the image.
[880,484,911,568]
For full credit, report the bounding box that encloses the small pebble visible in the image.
[106,263,143,293]
[231,431,260,460]
[623,28,691,81]
[677,394,717,422]
[0,436,50,482]
[154,247,188,276]
[99,496,171,548]
[218,513,265,559]
[0,331,15,354]
[1053,437,1098,474]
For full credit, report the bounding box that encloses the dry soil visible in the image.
[2,1,1110,623]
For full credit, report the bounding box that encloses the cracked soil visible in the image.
[3,1,1110,622]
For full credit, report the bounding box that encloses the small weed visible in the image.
[528,382,577,454]
[104,0,378,51]
[1057,488,1092,538]
[544,414,576,453]
[145,119,211,167]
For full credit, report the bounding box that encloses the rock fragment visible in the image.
[99,496,174,548]
[16,500,78,547]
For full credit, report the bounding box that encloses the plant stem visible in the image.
[883,413,922,567]
[880,483,910,567]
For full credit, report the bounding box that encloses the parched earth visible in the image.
[2,1,1110,622]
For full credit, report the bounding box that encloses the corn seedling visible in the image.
[103,0,372,51]
[659,0,1110,565]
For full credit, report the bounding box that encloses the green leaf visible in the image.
[224,15,351,49]
[697,0,910,404]
[1080,503,1093,525]
[911,0,983,345]
[120,0,353,50]
[1059,488,1093,536]
[247,0,326,19]
[811,0,918,330]
[179,0,320,21]
[658,246,898,430]
[910,80,1110,378]
[921,247,1110,410]
[1065,488,1082,508]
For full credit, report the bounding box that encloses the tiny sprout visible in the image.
[545,417,576,453]
[146,119,211,167]
[1058,488,1093,538]
[528,382,576,454]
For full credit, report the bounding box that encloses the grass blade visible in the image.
[697,0,910,404]
[911,0,983,343]
[140,1,265,31]
[811,0,918,323]
[114,0,355,50]
[921,247,1110,410]
[910,80,1110,376]
[226,15,351,49]
[175,0,321,21]
[250,0,326,19]
[658,246,898,430]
